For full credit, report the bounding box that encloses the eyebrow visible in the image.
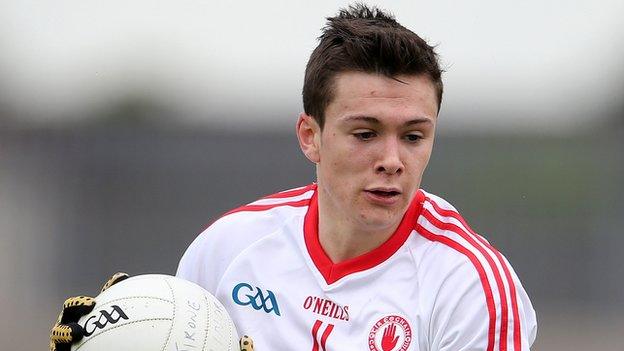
[340,115,433,126]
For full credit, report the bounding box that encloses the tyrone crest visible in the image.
[368,315,412,351]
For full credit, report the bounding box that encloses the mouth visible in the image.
[363,188,402,205]
[365,189,401,198]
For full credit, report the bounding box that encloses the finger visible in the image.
[60,296,96,324]
[240,335,254,351]
[50,340,71,351]
[100,272,129,292]
[51,342,72,351]
[49,338,59,351]
[50,322,84,344]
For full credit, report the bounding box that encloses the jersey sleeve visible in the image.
[175,213,251,293]
[176,226,221,293]
[418,191,537,350]
[427,252,537,351]
[176,203,303,294]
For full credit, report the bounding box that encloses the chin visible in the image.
[357,210,402,231]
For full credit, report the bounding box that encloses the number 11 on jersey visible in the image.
[311,320,334,351]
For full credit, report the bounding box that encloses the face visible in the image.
[297,71,439,233]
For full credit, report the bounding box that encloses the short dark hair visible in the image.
[302,3,444,128]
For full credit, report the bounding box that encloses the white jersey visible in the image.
[176,184,537,351]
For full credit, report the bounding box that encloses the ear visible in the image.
[296,112,321,163]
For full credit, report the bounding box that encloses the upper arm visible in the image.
[176,229,216,291]
[429,260,490,351]
[428,256,537,351]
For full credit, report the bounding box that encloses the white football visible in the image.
[71,274,239,351]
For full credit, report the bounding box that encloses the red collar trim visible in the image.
[303,186,425,285]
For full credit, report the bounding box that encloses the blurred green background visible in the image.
[2,123,622,350]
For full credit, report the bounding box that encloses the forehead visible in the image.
[326,71,439,123]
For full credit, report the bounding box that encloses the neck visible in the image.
[317,192,400,263]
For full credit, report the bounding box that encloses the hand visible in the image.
[49,272,129,351]
[381,323,399,351]
[239,335,254,351]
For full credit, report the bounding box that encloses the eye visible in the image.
[404,133,423,143]
[353,131,376,141]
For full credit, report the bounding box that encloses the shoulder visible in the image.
[176,184,316,291]
[413,190,537,350]
[414,190,495,266]
[205,183,316,249]
[413,190,495,276]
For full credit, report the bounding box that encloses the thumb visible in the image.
[239,335,254,351]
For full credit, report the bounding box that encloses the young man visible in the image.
[177,4,537,351]
[50,4,537,351]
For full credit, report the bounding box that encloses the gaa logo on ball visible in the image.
[71,274,239,351]
[82,305,129,336]
[368,314,412,351]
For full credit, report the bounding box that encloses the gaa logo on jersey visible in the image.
[232,282,281,316]
[368,314,412,351]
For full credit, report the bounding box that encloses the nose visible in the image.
[375,137,404,175]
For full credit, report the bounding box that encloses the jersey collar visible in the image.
[303,185,425,285]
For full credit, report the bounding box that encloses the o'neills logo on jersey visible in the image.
[368,315,412,351]
[302,295,349,321]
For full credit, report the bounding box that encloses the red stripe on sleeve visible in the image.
[423,207,510,351]
[200,185,315,232]
[427,199,522,351]
[224,198,311,216]
[260,184,315,199]
[416,223,497,351]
